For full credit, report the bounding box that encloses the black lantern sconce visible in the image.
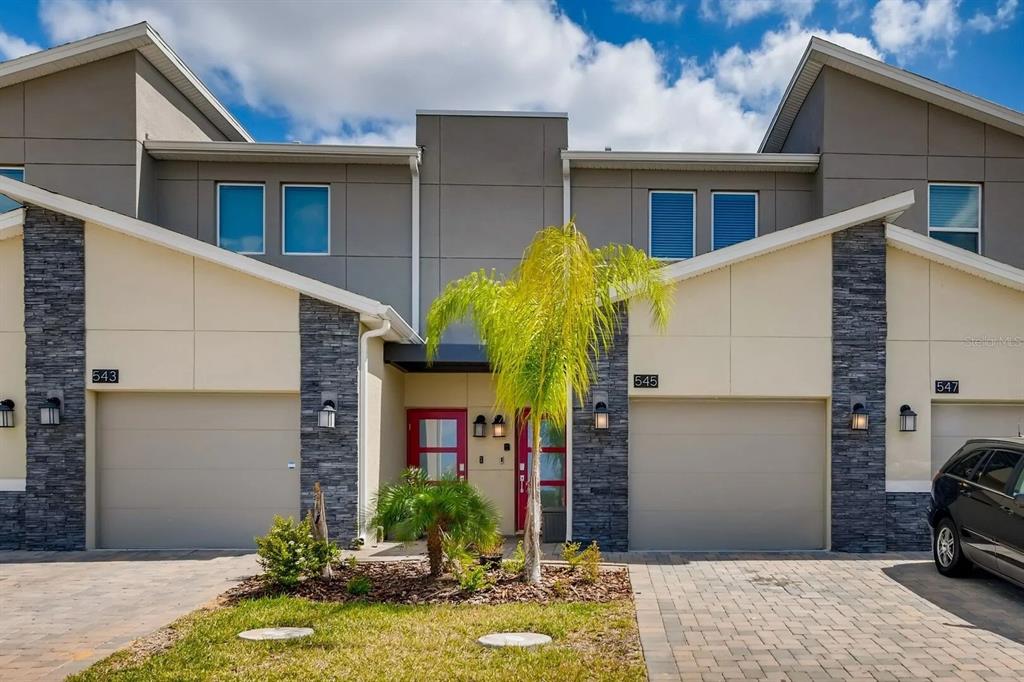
[899,404,917,432]
[850,402,869,432]
[0,399,14,428]
[40,397,61,426]
[593,390,609,430]
[473,414,487,438]
[491,414,506,438]
[318,400,337,428]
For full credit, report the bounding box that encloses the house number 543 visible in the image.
[91,369,120,384]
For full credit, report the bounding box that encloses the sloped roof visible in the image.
[760,37,1024,152]
[0,22,251,142]
[0,177,418,342]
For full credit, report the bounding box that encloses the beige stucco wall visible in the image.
[364,333,408,522]
[886,246,1024,486]
[84,223,300,392]
[404,373,515,534]
[629,235,832,398]
[0,236,25,480]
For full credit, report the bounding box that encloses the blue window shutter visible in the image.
[218,185,265,254]
[0,167,24,214]
[650,192,694,259]
[929,185,979,230]
[712,193,756,250]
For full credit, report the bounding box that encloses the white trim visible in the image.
[216,182,265,256]
[410,157,421,334]
[416,109,568,118]
[926,182,982,254]
[886,222,1024,293]
[0,176,419,342]
[0,478,26,492]
[0,208,24,240]
[654,190,914,287]
[563,159,573,541]
[281,184,330,256]
[710,191,759,251]
[648,190,696,260]
[886,480,932,493]
[145,140,420,165]
[563,150,819,172]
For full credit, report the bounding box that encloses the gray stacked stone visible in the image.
[572,305,629,551]
[887,492,932,551]
[0,492,24,549]
[22,206,87,551]
[299,295,360,543]
[831,222,887,553]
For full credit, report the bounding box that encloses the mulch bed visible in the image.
[225,560,633,606]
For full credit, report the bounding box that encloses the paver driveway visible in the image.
[629,552,1024,681]
[0,550,258,680]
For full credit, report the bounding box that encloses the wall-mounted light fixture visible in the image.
[491,414,506,438]
[318,400,336,428]
[898,404,917,432]
[850,402,869,431]
[593,390,609,430]
[473,414,487,438]
[40,397,61,426]
[0,399,14,428]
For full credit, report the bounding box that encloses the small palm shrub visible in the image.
[370,468,499,577]
[255,515,339,588]
[346,575,372,596]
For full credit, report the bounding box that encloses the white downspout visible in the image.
[410,155,421,334]
[562,157,573,540]
[358,319,391,538]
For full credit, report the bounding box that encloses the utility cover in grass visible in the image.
[237,627,313,641]
[478,632,552,648]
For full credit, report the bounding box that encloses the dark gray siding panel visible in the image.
[781,72,824,154]
[823,68,927,156]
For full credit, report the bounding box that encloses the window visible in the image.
[712,192,757,250]
[217,183,265,254]
[928,183,981,253]
[649,191,695,259]
[0,167,24,214]
[976,450,1022,492]
[282,185,330,255]
[946,449,988,479]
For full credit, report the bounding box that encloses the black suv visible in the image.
[929,438,1024,586]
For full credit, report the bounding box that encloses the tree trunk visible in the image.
[426,525,443,577]
[523,415,543,584]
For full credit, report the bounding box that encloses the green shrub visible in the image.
[346,575,372,596]
[458,563,492,592]
[502,540,525,576]
[551,578,568,598]
[345,555,358,570]
[579,541,601,584]
[560,541,583,570]
[255,515,339,588]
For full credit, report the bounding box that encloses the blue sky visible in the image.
[0,0,1020,150]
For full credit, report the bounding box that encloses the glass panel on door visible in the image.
[517,411,567,532]
[407,410,467,481]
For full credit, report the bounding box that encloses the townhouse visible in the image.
[0,23,1023,553]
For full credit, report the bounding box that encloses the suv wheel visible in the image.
[934,518,971,577]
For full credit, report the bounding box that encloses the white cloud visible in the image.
[36,0,879,151]
[700,0,816,24]
[0,27,41,60]
[614,0,684,23]
[967,0,1019,32]
[870,0,960,57]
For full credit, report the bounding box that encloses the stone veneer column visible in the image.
[299,295,360,543]
[571,305,629,551]
[22,206,86,551]
[886,493,931,550]
[831,222,887,553]
[0,493,25,549]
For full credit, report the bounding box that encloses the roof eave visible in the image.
[144,140,421,165]
[562,150,820,172]
[886,223,1024,293]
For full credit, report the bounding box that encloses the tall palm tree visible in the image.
[426,220,672,584]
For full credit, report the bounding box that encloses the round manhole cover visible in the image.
[238,627,314,641]
[478,632,552,648]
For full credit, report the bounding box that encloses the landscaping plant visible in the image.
[426,219,672,583]
[346,575,373,596]
[255,515,339,588]
[502,540,526,575]
[579,541,602,585]
[370,469,499,577]
[560,541,583,570]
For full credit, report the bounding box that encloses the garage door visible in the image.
[931,403,1024,473]
[97,393,300,549]
[629,400,826,551]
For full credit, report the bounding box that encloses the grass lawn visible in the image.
[70,596,645,682]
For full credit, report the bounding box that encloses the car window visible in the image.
[976,450,1022,493]
[946,450,988,480]
[1013,466,1024,496]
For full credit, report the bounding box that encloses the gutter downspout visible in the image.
[358,319,391,538]
[562,157,573,541]
[410,154,421,334]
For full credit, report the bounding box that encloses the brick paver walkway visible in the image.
[629,553,1024,681]
[0,550,258,680]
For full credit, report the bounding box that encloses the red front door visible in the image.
[407,409,468,481]
[515,411,567,531]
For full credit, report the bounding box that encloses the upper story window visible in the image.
[712,192,757,250]
[217,183,265,254]
[0,167,25,213]
[928,183,981,253]
[649,190,695,259]
[282,185,330,255]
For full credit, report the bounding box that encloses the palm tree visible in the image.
[370,468,499,577]
[425,220,672,584]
